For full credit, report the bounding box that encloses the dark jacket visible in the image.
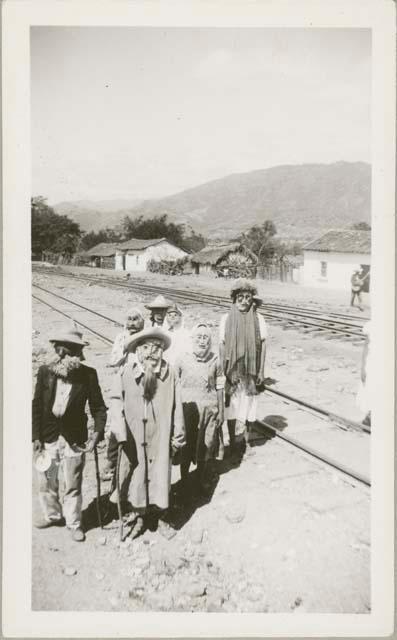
[32,363,107,445]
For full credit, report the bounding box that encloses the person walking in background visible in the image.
[350,270,366,311]
[109,327,185,538]
[102,307,145,481]
[32,322,107,542]
[164,303,191,366]
[145,295,172,327]
[219,279,267,460]
[176,323,225,497]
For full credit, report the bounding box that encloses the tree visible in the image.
[31,196,81,258]
[80,227,123,251]
[121,213,186,248]
[180,230,207,253]
[351,222,371,231]
[239,220,277,264]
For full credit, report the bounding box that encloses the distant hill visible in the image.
[53,162,370,242]
[53,199,143,232]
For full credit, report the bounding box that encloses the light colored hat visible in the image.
[125,327,171,353]
[49,321,88,346]
[145,295,173,310]
[230,278,258,299]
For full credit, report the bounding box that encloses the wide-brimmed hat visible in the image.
[49,321,88,347]
[145,295,173,310]
[230,278,258,299]
[125,327,171,353]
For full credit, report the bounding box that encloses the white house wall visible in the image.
[303,250,371,290]
[118,241,187,272]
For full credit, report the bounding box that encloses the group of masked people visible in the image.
[32,279,267,542]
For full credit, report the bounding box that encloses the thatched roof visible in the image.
[190,242,256,265]
[81,242,119,257]
[304,229,371,254]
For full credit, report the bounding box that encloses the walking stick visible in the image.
[142,399,150,510]
[116,443,124,541]
[93,445,103,529]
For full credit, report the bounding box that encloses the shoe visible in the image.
[34,517,65,529]
[71,527,86,542]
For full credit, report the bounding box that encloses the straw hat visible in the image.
[145,295,173,310]
[49,321,88,346]
[124,327,171,353]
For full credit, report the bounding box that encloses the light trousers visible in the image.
[37,436,85,529]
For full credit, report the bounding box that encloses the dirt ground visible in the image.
[31,268,370,613]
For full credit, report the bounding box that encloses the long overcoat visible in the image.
[110,359,185,510]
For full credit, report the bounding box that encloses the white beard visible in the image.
[48,354,82,379]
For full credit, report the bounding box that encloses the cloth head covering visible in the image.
[229,278,258,300]
[49,321,88,346]
[124,327,171,353]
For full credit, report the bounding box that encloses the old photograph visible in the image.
[30,25,374,613]
[2,2,395,637]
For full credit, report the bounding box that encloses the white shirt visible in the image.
[218,312,268,343]
[52,378,72,418]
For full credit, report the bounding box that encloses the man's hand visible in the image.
[85,432,100,453]
[33,439,42,455]
[256,373,265,387]
[216,410,224,427]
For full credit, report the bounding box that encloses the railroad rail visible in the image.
[32,281,370,436]
[32,265,367,341]
[32,285,371,487]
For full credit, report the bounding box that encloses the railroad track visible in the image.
[32,284,371,487]
[32,265,367,341]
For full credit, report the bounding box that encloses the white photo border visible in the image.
[2,0,395,636]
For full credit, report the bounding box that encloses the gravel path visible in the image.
[31,269,370,613]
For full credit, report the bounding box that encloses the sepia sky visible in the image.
[31,27,371,204]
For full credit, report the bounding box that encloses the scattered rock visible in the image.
[63,567,77,576]
[135,555,150,569]
[336,385,345,393]
[109,596,119,608]
[246,586,263,602]
[98,536,107,545]
[95,572,105,581]
[225,504,246,524]
[186,581,206,598]
[307,365,329,372]
[129,587,144,600]
[275,361,286,367]
[191,528,204,544]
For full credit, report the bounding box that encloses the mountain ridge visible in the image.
[52,161,371,242]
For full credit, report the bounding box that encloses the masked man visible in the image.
[109,327,185,537]
[32,322,107,541]
[144,295,172,327]
[219,279,267,458]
